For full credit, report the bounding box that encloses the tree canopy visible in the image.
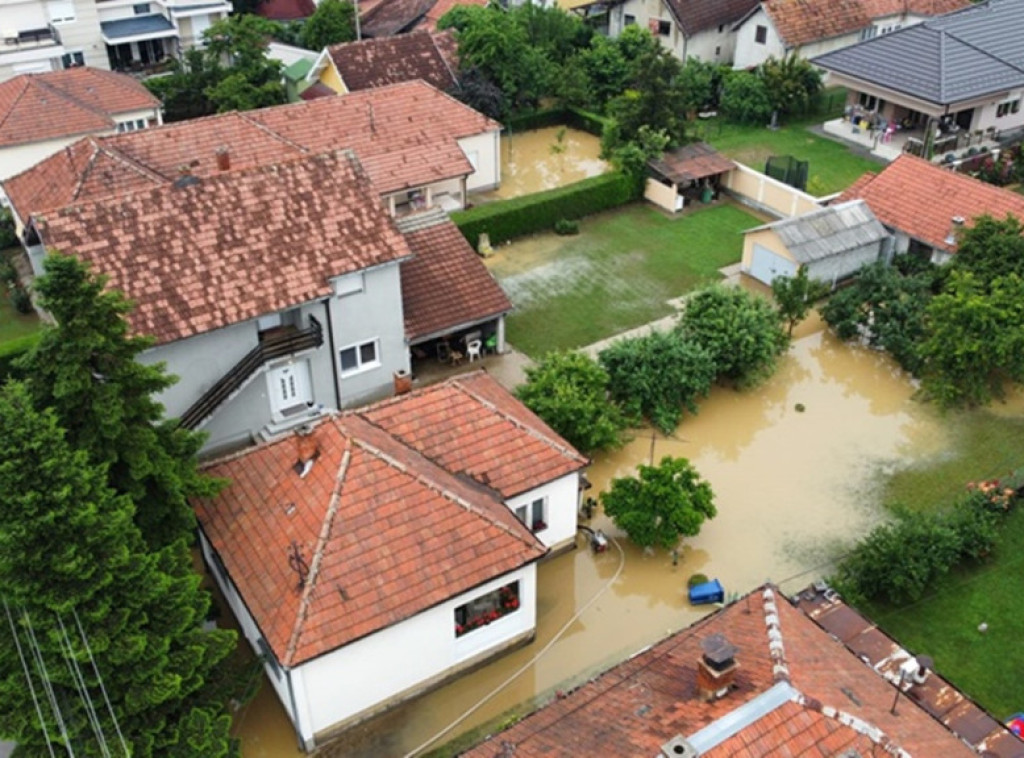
[771,265,829,336]
[601,456,716,550]
[300,0,356,51]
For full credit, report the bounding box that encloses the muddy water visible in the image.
[480,126,608,201]
[231,323,952,757]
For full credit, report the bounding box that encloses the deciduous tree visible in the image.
[300,0,356,51]
[601,456,716,550]
[771,265,828,336]
[950,214,1024,288]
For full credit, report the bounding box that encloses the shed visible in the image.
[646,142,736,212]
[741,199,890,286]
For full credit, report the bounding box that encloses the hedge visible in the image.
[565,106,612,137]
[503,106,611,137]
[0,331,42,383]
[452,171,635,248]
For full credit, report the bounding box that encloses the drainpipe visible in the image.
[324,299,342,410]
[284,668,308,752]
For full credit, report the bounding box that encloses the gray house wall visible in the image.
[806,242,884,284]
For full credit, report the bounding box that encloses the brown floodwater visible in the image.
[478,126,608,201]
[231,323,956,757]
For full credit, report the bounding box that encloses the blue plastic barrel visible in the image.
[688,579,725,605]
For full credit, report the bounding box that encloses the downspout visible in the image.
[324,299,342,410]
[285,668,307,752]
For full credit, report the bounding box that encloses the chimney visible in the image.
[945,215,965,246]
[696,633,739,702]
[215,147,231,172]
[293,425,321,477]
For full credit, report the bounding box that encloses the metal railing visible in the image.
[1,26,60,50]
[178,315,323,430]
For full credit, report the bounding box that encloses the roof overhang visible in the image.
[168,2,232,18]
[101,15,179,45]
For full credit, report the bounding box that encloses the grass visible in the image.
[488,202,763,357]
[695,117,883,195]
[0,248,41,344]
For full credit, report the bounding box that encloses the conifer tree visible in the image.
[17,253,218,550]
[0,382,237,756]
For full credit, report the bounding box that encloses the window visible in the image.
[754,25,767,44]
[657,19,671,36]
[997,99,1020,118]
[116,118,147,133]
[332,271,364,297]
[133,2,151,13]
[858,92,880,111]
[61,51,85,69]
[47,0,76,23]
[717,24,724,33]
[514,497,547,532]
[623,13,635,26]
[339,339,379,375]
[715,46,721,57]
[860,25,877,40]
[454,581,520,637]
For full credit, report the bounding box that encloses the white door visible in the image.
[749,243,798,285]
[268,362,311,416]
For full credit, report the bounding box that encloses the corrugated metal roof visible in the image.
[750,200,889,264]
[812,0,1024,105]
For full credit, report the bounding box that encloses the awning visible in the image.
[648,142,735,185]
[101,15,179,44]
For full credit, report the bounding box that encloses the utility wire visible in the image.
[2,598,56,758]
[55,613,109,758]
[23,609,75,757]
[73,609,129,757]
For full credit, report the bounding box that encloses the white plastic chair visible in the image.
[466,339,482,363]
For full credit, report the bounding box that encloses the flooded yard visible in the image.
[233,323,960,757]
[478,126,608,202]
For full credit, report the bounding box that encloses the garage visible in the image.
[747,243,798,285]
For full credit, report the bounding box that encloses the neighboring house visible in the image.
[812,0,1024,140]
[23,148,510,453]
[306,29,458,96]
[733,0,966,70]
[193,371,586,749]
[358,0,436,37]
[838,153,1024,264]
[464,583,1024,757]
[4,79,501,236]
[606,0,759,66]
[0,0,232,81]
[0,67,161,192]
[741,199,890,285]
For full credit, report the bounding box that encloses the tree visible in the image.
[0,382,237,756]
[951,214,1024,288]
[606,125,670,196]
[598,330,715,433]
[300,0,356,51]
[452,66,505,120]
[677,284,788,387]
[605,32,687,147]
[575,35,629,111]
[515,351,626,454]
[758,54,822,118]
[203,15,286,111]
[719,70,773,125]
[144,49,221,122]
[771,265,828,336]
[601,456,716,550]
[16,254,219,550]
[678,56,720,115]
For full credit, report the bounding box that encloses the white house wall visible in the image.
[55,0,108,71]
[607,0,736,64]
[733,8,783,69]
[0,136,91,182]
[506,472,580,552]
[291,563,537,748]
[459,130,500,193]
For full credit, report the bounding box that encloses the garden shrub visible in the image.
[554,218,579,235]
[452,171,634,247]
[598,330,715,434]
[505,108,568,132]
[10,285,31,314]
[0,332,42,383]
[565,106,611,136]
[0,208,17,250]
[0,258,17,288]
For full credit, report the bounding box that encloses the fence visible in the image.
[721,162,823,218]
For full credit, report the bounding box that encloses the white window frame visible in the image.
[61,51,85,69]
[47,0,76,24]
[514,497,547,533]
[116,118,148,133]
[333,271,364,297]
[339,339,380,377]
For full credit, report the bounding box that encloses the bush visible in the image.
[687,573,709,588]
[565,106,612,136]
[554,218,579,235]
[0,258,17,288]
[10,285,31,314]
[0,332,42,383]
[452,171,634,247]
[505,108,568,132]
[0,208,17,250]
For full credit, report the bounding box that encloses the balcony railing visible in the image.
[1,26,61,51]
[178,316,323,430]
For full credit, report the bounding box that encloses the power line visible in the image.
[2,598,56,758]
[54,613,109,758]
[73,609,128,757]
[23,609,75,757]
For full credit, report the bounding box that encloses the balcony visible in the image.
[1,25,61,53]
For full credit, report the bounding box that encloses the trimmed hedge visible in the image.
[565,106,612,137]
[503,106,611,137]
[0,331,42,383]
[453,171,635,247]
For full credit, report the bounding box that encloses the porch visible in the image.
[822,117,1001,163]
[101,16,178,73]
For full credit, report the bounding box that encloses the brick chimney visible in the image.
[696,633,739,702]
[215,146,230,172]
[293,425,321,477]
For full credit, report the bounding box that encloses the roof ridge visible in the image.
[790,691,912,757]
[235,110,312,155]
[0,78,32,136]
[68,140,168,203]
[760,586,791,683]
[284,438,352,666]
[452,375,588,466]
[35,75,116,124]
[430,30,460,92]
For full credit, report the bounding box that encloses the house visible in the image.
[414,0,488,33]
[0,67,161,194]
[306,29,458,96]
[4,78,501,238]
[741,199,891,285]
[645,142,736,213]
[733,0,967,70]
[812,0,1024,143]
[358,0,437,37]
[838,154,1024,264]
[0,0,232,81]
[193,371,587,750]
[463,583,1024,757]
[25,147,511,453]
[606,0,759,66]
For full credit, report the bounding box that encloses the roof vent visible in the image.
[945,215,965,246]
[172,173,200,190]
[661,735,699,758]
[215,146,230,171]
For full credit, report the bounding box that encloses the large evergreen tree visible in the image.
[16,254,218,550]
[0,382,237,756]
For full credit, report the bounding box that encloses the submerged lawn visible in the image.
[488,202,762,357]
[860,406,1024,720]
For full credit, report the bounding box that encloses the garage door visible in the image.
[748,243,798,285]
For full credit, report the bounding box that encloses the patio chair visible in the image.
[466,340,482,363]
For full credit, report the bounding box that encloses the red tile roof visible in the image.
[0,67,158,148]
[465,585,1018,756]
[195,394,547,666]
[764,0,968,47]
[416,0,487,31]
[5,80,498,220]
[359,0,436,37]
[649,142,735,184]
[399,215,511,341]
[665,0,759,36]
[838,154,1024,254]
[324,29,458,92]
[32,151,412,344]
[360,371,587,498]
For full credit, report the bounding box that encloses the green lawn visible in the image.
[489,202,762,357]
[696,119,883,195]
[0,249,41,344]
